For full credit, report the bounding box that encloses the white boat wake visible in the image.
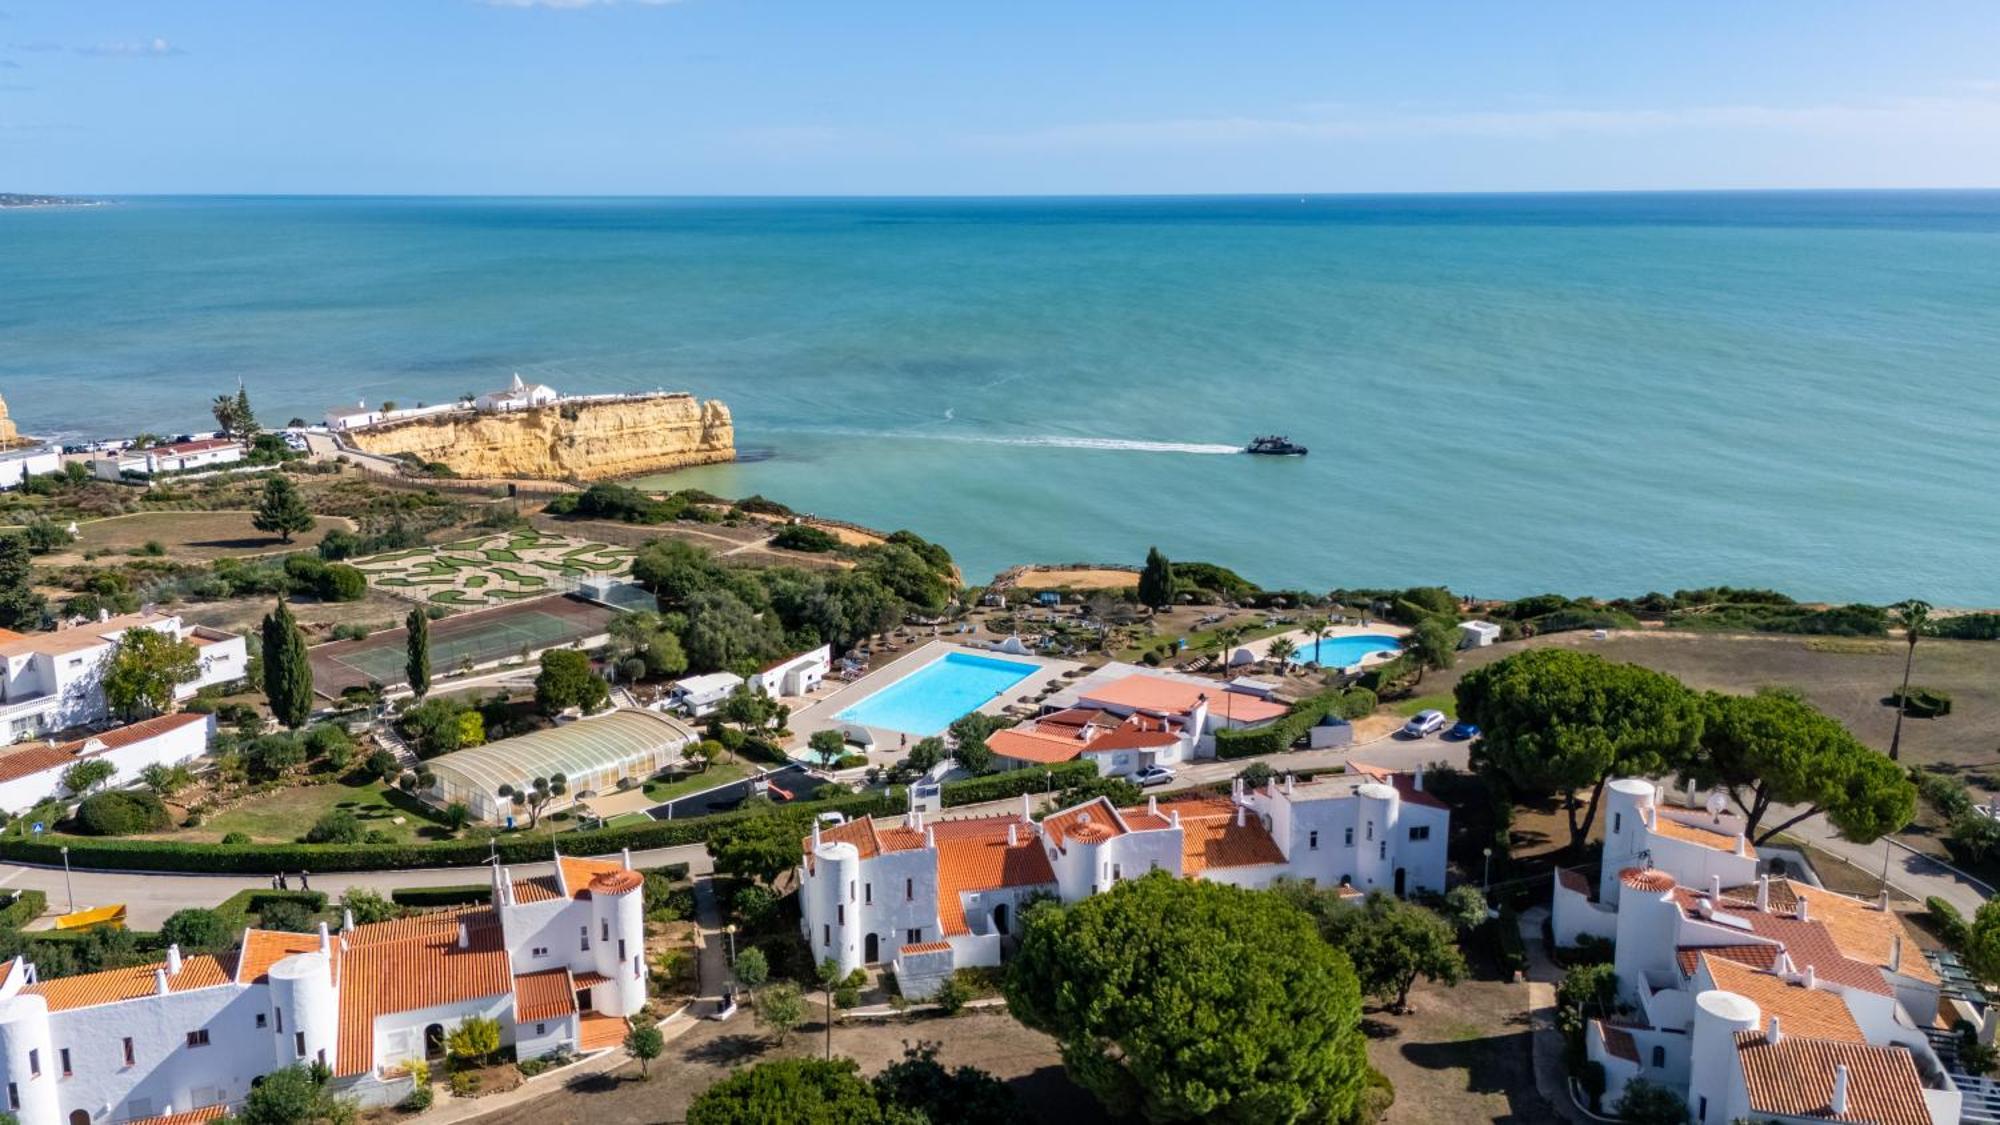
[782,424,1243,455]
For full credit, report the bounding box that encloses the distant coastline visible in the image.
[0,193,99,209]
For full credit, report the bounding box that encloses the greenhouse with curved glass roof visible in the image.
[427,707,698,822]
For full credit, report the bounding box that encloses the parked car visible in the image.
[1446,721,1480,741]
[1401,710,1449,738]
[1135,765,1176,788]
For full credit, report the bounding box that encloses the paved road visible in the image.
[0,844,713,930]
[647,763,833,821]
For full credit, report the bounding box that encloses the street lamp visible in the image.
[725,923,738,965]
[1482,846,1493,894]
[60,845,74,914]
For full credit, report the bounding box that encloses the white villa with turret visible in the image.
[0,855,648,1125]
[799,763,1449,1000]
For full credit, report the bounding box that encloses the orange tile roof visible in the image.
[0,712,209,785]
[899,941,952,956]
[236,930,325,984]
[1651,814,1754,857]
[0,611,178,658]
[1621,867,1677,893]
[1733,1032,1932,1125]
[1676,944,1780,977]
[1167,800,1287,875]
[334,909,511,1077]
[572,970,613,988]
[515,969,577,1023]
[1702,955,1863,1042]
[1672,893,1892,998]
[578,1012,627,1052]
[511,876,562,904]
[1593,1020,1639,1063]
[26,953,234,1012]
[558,855,627,897]
[1041,798,1127,849]
[127,1105,227,1125]
[1779,879,1940,986]
[1079,675,1288,724]
[987,727,1085,765]
[934,815,1056,936]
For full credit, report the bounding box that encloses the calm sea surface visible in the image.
[4,193,1998,602]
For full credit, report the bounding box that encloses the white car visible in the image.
[1401,710,1449,738]
[1135,765,1176,788]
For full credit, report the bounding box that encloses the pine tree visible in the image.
[1137,546,1175,610]
[233,384,260,438]
[406,606,431,699]
[252,474,316,543]
[0,533,45,631]
[261,599,314,729]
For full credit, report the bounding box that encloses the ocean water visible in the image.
[3,193,1999,603]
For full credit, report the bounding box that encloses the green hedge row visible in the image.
[939,761,1097,807]
[1213,687,1374,760]
[247,890,327,913]
[0,890,46,929]
[0,789,907,875]
[392,885,491,908]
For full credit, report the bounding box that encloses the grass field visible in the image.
[641,761,753,803]
[351,530,632,608]
[41,510,356,562]
[178,775,454,845]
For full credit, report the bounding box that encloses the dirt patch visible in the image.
[474,1007,1103,1125]
[1006,566,1141,591]
[1369,974,1552,1124]
[45,510,357,563]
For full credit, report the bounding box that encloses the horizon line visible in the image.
[15,185,2000,202]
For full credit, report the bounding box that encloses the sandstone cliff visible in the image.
[347,394,733,482]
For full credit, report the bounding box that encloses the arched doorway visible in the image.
[1393,868,1407,896]
[71,1110,91,1125]
[424,1023,446,1059]
[864,932,880,963]
[991,903,1010,936]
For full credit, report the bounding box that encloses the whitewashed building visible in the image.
[0,711,213,816]
[751,647,829,700]
[474,375,560,415]
[1552,777,1963,1125]
[800,763,1449,998]
[0,613,247,745]
[987,671,1289,777]
[0,854,648,1125]
[90,440,246,480]
[665,673,743,719]
[0,447,62,492]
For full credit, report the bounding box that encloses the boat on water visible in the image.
[1245,435,1308,456]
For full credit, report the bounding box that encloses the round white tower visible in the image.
[1599,778,1657,903]
[1688,990,1760,1121]
[1356,782,1398,892]
[808,840,863,976]
[0,993,58,1125]
[269,950,338,1072]
[1611,868,1681,1003]
[585,869,649,1014]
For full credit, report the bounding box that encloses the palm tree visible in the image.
[1889,599,1932,761]
[1265,635,1298,673]
[1301,615,1331,667]
[1212,625,1244,673]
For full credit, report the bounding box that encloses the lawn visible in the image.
[1394,692,1457,718]
[1115,619,1293,663]
[39,510,357,562]
[190,775,455,845]
[641,761,753,803]
[350,530,632,608]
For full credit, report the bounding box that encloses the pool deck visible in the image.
[1246,621,1410,672]
[787,640,1082,764]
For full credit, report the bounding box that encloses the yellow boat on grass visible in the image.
[52,904,125,932]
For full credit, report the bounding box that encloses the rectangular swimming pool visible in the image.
[835,651,1039,736]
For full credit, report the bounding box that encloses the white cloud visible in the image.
[76,37,183,58]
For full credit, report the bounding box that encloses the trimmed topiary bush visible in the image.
[74,790,171,836]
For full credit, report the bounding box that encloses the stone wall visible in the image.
[345,394,733,482]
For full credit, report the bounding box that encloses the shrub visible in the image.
[448,1071,480,1098]
[257,899,316,933]
[770,524,839,553]
[0,890,46,929]
[304,810,364,845]
[161,907,232,951]
[401,1084,435,1112]
[74,790,171,836]
[1928,896,1969,950]
[1213,685,1357,759]
[1890,686,1953,718]
[940,761,1096,807]
[391,884,491,908]
[221,831,251,845]
[1915,770,1975,820]
[249,890,329,913]
[834,753,869,770]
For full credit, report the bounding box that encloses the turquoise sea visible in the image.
[3,193,1998,603]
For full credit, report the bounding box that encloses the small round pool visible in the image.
[1293,634,1402,668]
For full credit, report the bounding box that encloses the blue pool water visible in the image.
[836,652,1039,736]
[1295,634,1403,668]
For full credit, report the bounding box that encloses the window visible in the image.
[1409,826,1431,841]
[601,920,609,942]
[823,925,831,947]
[618,939,626,961]
[906,928,922,943]
[905,878,914,901]
[255,1013,267,1029]
[1697,1096,1707,1122]
[849,880,856,902]
[536,1023,546,1036]
[7,1083,16,1111]
[1309,830,1319,850]
[864,883,872,905]
[59,1049,70,1077]
[1379,842,1387,861]
[1366,821,1373,841]
[837,905,845,925]
[28,1049,38,1076]
[295,1032,306,1059]
[532,946,548,958]
[185,1031,209,1049]
[122,1038,135,1066]
[1112,863,1122,881]
[1613,813,1622,835]
[1651,1045,1665,1068]
[1344,828,1354,847]
[580,925,590,952]
[275,1009,284,1033]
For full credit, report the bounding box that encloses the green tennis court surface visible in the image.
[310,596,618,696]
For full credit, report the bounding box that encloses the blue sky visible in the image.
[3,1,1999,194]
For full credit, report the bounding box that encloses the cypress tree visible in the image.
[0,533,45,631]
[1137,546,1175,610]
[252,474,315,543]
[261,598,313,729]
[406,606,431,699]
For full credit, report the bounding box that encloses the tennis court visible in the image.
[310,594,619,697]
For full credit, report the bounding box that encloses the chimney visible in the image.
[812,819,823,848]
[1891,934,1903,973]
[925,826,936,850]
[1266,776,1277,798]
[154,968,170,996]
[1148,795,1158,817]
[1710,874,1722,902]
[1797,894,1810,923]
[1021,794,1032,820]
[1414,765,1425,792]
[317,921,331,955]
[621,847,633,870]
[1830,1064,1850,1115]
[1803,964,1817,990]
[1171,809,1181,827]
[1756,875,1770,913]
[1776,948,1794,975]
[456,922,470,950]
[1232,778,1244,801]
[166,944,182,976]
[1877,889,1890,912]
[341,908,355,933]
[1735,834,1747,857]
[1767,1015,1782,1045]
[1236,805,1246,828]
[1284,774,1295,795]
[1007,823,1018,847]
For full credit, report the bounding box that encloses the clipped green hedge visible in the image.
[392,885,491,908]
[247,890,327,913]
[0,789,906,875]
[1891,686,1953,718]
[1214,686,1374,760]
[939,761,1097,807]
[0,890,47,929]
